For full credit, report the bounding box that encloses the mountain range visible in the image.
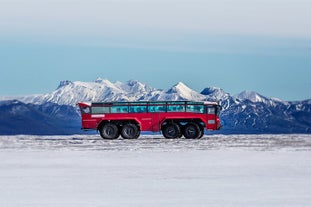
[1,78,310,135]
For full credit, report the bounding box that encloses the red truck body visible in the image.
[78,101,221,139]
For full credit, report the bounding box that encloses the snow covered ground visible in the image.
[1,134,311,207]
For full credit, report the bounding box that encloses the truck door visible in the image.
[147,103,166,132]
[206,105,217,130]
[150,112,161,132]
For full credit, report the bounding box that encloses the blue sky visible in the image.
[0,0,311,101]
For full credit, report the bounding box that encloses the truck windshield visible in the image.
[80,106,90,114]
[206,105,221,115]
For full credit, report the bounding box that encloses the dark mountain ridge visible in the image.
[0,79,310,135]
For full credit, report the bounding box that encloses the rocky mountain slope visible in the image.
[1,79,310,135]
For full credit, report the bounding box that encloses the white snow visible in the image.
[1,134,311,207]
[236,90,267,103]
[201,86,231,101]
[12,79,213,106]
[163,82,206,101]
[18,79,163,106]
[2,78,298,111]
[234,90,290,107]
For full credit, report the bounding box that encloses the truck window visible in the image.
[148,105,166,112]
[186,105,204,113]
[129,105,147,113]
[92,106,110,114]
[80,106,91,114]
[206,106,216,114]
[167,104,185,112]
[111,105,128,113]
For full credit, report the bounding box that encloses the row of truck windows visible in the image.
[90,105,216,114]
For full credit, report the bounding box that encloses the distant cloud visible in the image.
[1,0,311,39]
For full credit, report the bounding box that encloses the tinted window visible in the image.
[207,106,216,114]
[148,105,166,112]
[186,105,204,113]
[129,105,147,113]
[92,106,110,114]
[167,105,185,112]
[111,106,128,113]
[80,106,91,114]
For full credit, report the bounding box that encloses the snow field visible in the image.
[0,134,311,207]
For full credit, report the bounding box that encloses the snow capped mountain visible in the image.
[235,90,288,107]
[201,87,229,100]
[118,80,162,101]
[0,100,80,135]
[1,78,310,134]
[160,82,206,101]
[19,79,209,106]
[201,87,239,110]
[20,78,163,106]
[0,100,30,115]
[236,91,269,103]
[121,80,154,94]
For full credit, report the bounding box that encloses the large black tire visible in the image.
[162,122,181,139]
[135,130,141,139]
[121,124,140,139]
[99,123,119,139]
[199,129,204,139]
[183,122,201,139]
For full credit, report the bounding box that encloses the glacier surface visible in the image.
[1,134,311,207]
